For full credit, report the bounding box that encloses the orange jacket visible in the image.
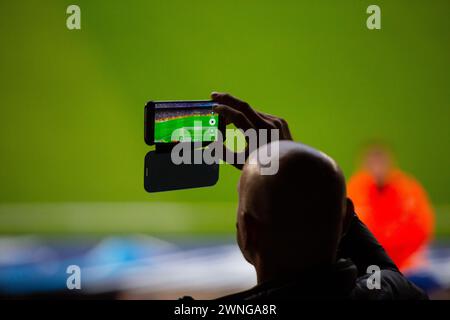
[348,169,434,271]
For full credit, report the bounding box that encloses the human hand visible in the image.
[211,92,293,169]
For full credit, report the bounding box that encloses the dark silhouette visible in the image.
[207,92,427,300]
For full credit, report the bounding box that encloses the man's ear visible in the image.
[341,198,355,237]
[239,212,259,264]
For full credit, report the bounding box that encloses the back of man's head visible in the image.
[237,141,347,280]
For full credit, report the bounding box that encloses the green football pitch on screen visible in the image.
[155,114,219,143]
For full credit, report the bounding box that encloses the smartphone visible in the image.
[144,100,225,147]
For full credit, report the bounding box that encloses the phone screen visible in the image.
[154,101,219,143]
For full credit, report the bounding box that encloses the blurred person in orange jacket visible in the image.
[348,142,435,272]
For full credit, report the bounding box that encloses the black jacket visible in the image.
[217,211,428,300]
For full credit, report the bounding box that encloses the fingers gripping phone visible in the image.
[144,100,225,149]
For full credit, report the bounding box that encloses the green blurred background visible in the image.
[0,0,448,237]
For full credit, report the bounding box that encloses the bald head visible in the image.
[236,141,347,281]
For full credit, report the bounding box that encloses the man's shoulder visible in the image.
[352,269,429,300]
